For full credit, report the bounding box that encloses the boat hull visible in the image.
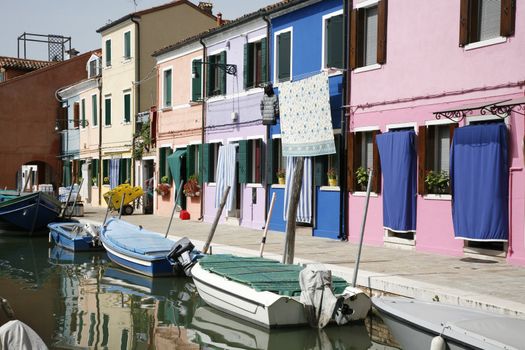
[191,262,308,328]
[48,222,103,252]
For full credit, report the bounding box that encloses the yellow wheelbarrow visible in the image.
[103,184,144,215]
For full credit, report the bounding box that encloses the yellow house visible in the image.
[96,0,219,210]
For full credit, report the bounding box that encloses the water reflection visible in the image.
[0,236,396,349]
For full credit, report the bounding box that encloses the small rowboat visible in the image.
[48,222,103,252]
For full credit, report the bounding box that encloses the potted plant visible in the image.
[155,183,171,197]
[92,177,98,186]
[355,166,368,191]
[425,170,450,194]
[103,176,110,185]
[327,168,337,187]
[160,175,169,184]
[183,175,200,197]
[276,169,285,185]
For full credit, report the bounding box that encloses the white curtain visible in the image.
[215,144,237,211]
[283,157,312,223]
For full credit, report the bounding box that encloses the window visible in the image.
[267,137,286,184]
[324,13,344,69]
[102,159,109,183]
[186,144,202,181]
[123,91,131,123]
[191,59,202,102]
[460,0,515,46]
[204,142,221,183]
[350,0,388,69]
[105,39,112,67]
[81,99,86,128]
[104,96,111,126]
[315,135,341,187]
[244,39,267,89]
[159,147,172,183]
[91,94,98,126]
[275,30,292,82]
[124,31,131,59]
[73,102,80,128]
[418,124,457,195]
[88,57,100,78]
[163,69,172,108]
[348,130,381,192]
[207,52,226,97]
[238,139,263,184]
[91,159,99,186]
[119,158,131,184]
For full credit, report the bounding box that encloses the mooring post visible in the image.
[282,157,304,264]
[165,180,184,238]
[118,192,126,220]
[352,169,373,287]
[259,192,277,257]
[202,186,231,254]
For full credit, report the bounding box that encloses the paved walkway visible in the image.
[82,205,525,317]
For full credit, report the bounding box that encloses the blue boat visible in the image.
[48,244,106,266]
[99,218,196,277]
[48,222,103,252]
[0,192,62,235]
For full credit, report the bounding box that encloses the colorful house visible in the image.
[346,0,525,265]
[95,0,218,210]
[267,0,345,239]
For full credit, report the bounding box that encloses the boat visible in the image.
[48,244,106,266]
[47,222,103,252]
[99,217,196,277]
[372,296,525,350]
[0,191,62,235]
[191,254,371,329]
[0,297,47,349]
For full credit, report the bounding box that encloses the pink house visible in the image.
[346,0,525,265]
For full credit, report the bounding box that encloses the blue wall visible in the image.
[268,0,343,239]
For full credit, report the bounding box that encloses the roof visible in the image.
[0,56,55,71]
[96,0,217,33]
[152,0,302,57]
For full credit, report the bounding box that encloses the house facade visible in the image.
[346,0,525,265]
[267,0,345,239]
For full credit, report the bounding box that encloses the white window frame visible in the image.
[190,56,203,103]
[386,122,417,132]
[161,66,173,109]
[354,0,381,71]
[321,9,344,71]
[104,94,112,127]
[123,30,132,60]
[273,27,293,84]
[466,114,510,126]
[123,89,132,124]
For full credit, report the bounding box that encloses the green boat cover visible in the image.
[199,254,348,296]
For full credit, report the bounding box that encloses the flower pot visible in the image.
[328,178,337,187]
[278,177,285,185]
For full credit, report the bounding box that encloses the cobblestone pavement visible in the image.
[82,205,525,317]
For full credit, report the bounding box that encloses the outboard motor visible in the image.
[167,237,195,277]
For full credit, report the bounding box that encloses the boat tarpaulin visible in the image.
[109,159,120,189]
[283,157,312,223]
[450,123,509,241]
[376,130,417,232]
[167,149,186,205]
[215,144,237,211]
[279,72,335,157]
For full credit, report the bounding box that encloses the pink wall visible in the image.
[348,0,525,264]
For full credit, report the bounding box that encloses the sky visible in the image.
[1,0,278,60]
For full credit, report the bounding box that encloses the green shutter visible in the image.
[266,138,274,184]
[238,140,250,184]
[103,159,109,179]
[124,32,131,59]
[105,98,111,126]
[206,56,213,97]
[81,99,86,128]
[105,40,111,66]
[167,148,173,182]
[92,95,98,126]
[278,32,291,81]
[186,145,195,179]
[197,144,203,185]
[202,143,211,183]
[124,94,130,123]
[314,156,328,186]
[164,70,172,107]
[243,43,252,90]
[327,15,344,69]
[219,51,227,95]
[119,159,125,184]
[261,39,268,84]
[159,148,166,180]
[192,59,202,101]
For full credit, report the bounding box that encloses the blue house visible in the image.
[267,0,344,239]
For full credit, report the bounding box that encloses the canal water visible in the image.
[0,236,399,349]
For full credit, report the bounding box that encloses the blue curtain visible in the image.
[376,130,417,232]
[109,159,120,189]
[450,123,508,241]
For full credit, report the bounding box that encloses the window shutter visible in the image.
[159,148,166,180]
[350,9,359,69]
[266,137,274,184]
[243,43,251,90]
[92,95,98,126]
[278,32,291,81]
[327,15,344,69]
[418,125,427,195]
[73,102,80,128]
[377,0,388,65]
[261,39,268,84]
[105,98,111,126]
[219,52,227,95]
[105,40,111,66]
[372,130,382,193]
[347,132,355,192]
[81,99,86,128]
[459,0,470,46]
[202,143,211,183]
[314,156,328,187]
[449,123,458,145]
[206,57,212,97]
[198,144,203,185]
[192,60,202,102]
[186,145,195,180]
[238,140,249,184]
[119,159,125,184]
[500,0,516,37]
[103,159,109,179]
[124,94,131,123]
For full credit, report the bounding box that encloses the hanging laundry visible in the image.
[283,157,312,223]
[215,143,237,211]
[260,83,279,125]
[279,72,335,157]
[109,159,120,189]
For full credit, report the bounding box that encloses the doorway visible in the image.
[142,159,154,214]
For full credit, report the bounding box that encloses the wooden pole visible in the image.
[60,181,75,218]
[165,180,184,238]
[118,192,126,220]
[259,192,277,257]
[22,168,33,193]
[282,157,304,264]
[202,186,231,254]
[102,194,112,226]
[67,178,84,219]
[352,169,373,287]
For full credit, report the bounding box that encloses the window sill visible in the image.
[271,184,285,189]
[121,121,131,126]
[103,125,112,128]
[423,194,451,201]
[353,64,381,74]
[189,100,203,106]
[91,125,98,129]
[207,182,216,187]
[464,36,507,51]
[122,57,132,64]
[104,65,112,70]
[246,183,263,188]
[161,106,172,112]
[206,95,226,103]
[322,68,343,77]
[352,191,379,197]
[320,186,340,192]
[244,87,264,94]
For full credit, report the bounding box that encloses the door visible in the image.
[142,160,154,214]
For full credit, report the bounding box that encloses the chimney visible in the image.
[198,2,213,15]
[217,13,224,26]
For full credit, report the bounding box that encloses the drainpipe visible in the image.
[98,76,103,205]
[263,14,271,225]
[131,16,141,189]
[199,38,207,220]
[340,0,351,241]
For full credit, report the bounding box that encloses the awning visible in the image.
[167,149,186,205]
[433,99,510,122]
